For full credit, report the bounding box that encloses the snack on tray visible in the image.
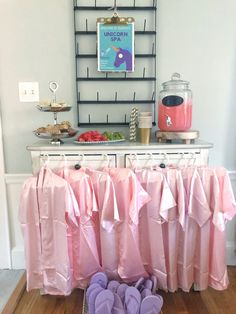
[36,121,73,135]
[50,102,68,108]
[60,121,72,129]
[36,127,47,133]
[46,124,61,135]
[39,100,69,109]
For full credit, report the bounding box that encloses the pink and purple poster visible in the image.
[97,23,134,72]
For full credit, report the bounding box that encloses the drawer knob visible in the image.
[74,163,81,170]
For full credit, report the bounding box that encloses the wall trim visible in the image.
[226,241,236,266]
[228,171,236,180]
[0,113,11,269]
[11,246,25,270]
[5,173,31,185]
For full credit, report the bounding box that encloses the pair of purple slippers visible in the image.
[86,272,163,314]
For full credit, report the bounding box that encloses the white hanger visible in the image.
[102,154,110,167]
[128,153,138,169]
[190,152,196,166]
[62,154,68,167]
[178,152,186,167]
[42,154,50,167]
[146,153,154,169]
[161,153,169,167]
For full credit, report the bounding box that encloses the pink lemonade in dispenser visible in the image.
[158,73,193,132]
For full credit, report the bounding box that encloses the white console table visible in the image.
[27,140,213,174]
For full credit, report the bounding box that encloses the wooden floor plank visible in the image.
[14,289,84,314]
[11,267,236,314]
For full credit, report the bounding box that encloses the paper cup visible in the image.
[138,116,152,128]
[139,128,151,144]
[139,112,152,117]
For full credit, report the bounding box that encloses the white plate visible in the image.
[73,139,126,144]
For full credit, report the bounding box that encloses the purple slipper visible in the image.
[141,288,152,300]
[140,295,163,314]
[88,286,104,314]
[125,287,141,314]
[95,289,115,314]
[111,293,125,314]
[116,283,129,303]
[144,279,153,290]
[90,272,108,289]
[151,275,157,294]
[86,283,102,303]
[134,277,145,290]
[107,280,120,293]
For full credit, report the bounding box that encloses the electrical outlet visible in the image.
[19,82,39,102]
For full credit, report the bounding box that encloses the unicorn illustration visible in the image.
[111,46,133,71]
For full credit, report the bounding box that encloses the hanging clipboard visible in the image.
[97,13,135,72]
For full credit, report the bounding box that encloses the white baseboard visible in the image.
[11,246,25,270]
[226,241,236,266]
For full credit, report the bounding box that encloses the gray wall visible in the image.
[0,0,76,173]
[0,0,236,173]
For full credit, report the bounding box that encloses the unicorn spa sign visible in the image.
[97,19,135,72]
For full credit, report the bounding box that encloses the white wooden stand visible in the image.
[156,130,199,145]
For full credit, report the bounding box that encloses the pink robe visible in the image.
[104,167,151,282]
[81,167,120,279]
[19,166,79,295]
[208,167,236,290]
[193,167,214,290]
[178,167,211,292]
[18,175,43,291]
[135,168,176,290]
[161,167,185,292]
[57,168,102,288]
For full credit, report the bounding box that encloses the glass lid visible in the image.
[162,73,189,87]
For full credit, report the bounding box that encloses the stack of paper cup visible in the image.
[138,112,152,144]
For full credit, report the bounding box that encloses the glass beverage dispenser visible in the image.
[158,73,192,131]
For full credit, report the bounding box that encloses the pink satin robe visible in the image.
[161,167,185,292]
[57,168,102,288]
[194,167,236,291]
[81,167,120,279]
[104,167,151,282]
[178,167,211,292]
[208,167,236,290]
[135,168,176,290]
[19,166,79,295]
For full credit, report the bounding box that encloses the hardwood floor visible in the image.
[10,267,236,314]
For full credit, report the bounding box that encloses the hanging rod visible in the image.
[77,100,156,105]
[76,54,156,58]
[76,77,156,81]
[78,122,156,127]
[78,122,130,127]
[75,31,156,35]
[74,6,156,11]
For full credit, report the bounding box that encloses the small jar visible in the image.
[158,73,192,131]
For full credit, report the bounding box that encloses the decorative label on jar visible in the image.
[162,95,184,107]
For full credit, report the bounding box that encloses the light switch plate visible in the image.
[19,82,39,102]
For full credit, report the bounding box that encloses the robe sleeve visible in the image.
[188,169,211,227]
[159,175,176,221]
[129,171,151,225]
[100,175,120,232]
